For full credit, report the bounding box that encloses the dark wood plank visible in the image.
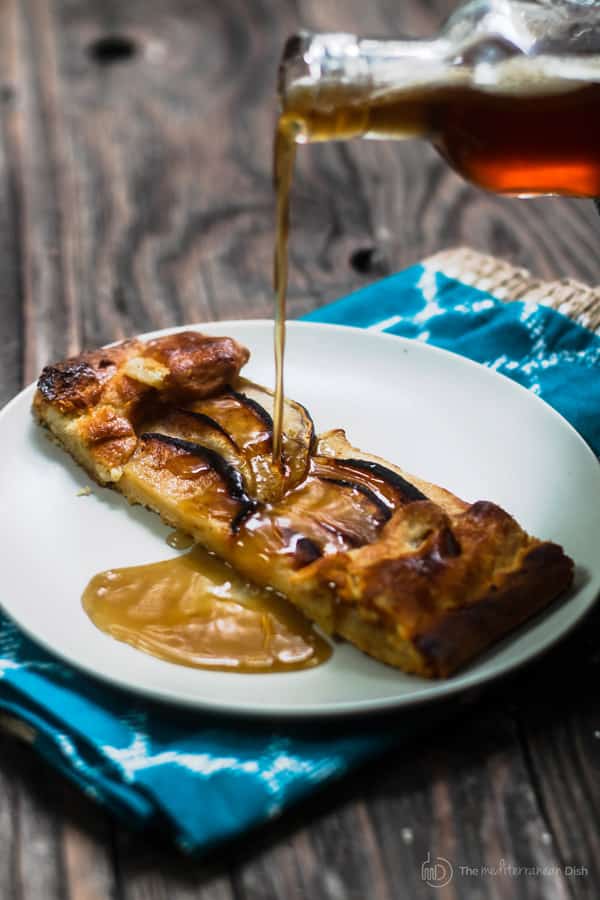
[510,608,600,900]
[60,786,119,900]
[0,0,23,408]
[0,730,117,900]
[2,0,600,897]
[38,0,304,347]
[0,733,19,899]
[114,829,236,900]
[362,700,576,900]
[12,0,82,381]
[0,0,121,896]
[224,703,574,900]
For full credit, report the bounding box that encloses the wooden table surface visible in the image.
[2,1,600,898]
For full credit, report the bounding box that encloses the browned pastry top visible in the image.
[32,329,575,678]
[33,331,250,477]
[36,332,249,415]
[301,498,573,674]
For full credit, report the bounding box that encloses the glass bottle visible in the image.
[277,0,600,197]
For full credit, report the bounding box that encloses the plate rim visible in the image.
[1,318,599,719]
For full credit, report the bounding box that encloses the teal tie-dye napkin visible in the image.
[1,259,599,853]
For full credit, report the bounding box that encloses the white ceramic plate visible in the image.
[1,320,599,718]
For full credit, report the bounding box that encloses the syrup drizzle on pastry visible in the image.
[81,381,430,674]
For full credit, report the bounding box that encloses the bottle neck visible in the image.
[278,32,448,143]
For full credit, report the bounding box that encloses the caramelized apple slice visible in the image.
[137,408,253,490]
[180,382,314,501]
[234,472,393,585]
[279,475,390,550]
[310,455,427,511]
[235,377,315,490]
[316,429,467,516]
[137,433,257,531]
[187,390,282,501]
[192,390,272,453]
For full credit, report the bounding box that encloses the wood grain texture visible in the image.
[510,606,600,900]
[0,0,23,408]
[2,0,600,898]
[0,733,117,900]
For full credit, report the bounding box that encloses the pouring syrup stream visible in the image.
[272,119,297,465]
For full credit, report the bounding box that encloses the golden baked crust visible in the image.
[298,498,570,676]
[33,332,249,483]
[32,330,574,678]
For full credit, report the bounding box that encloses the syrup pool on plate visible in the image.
[82,544,331,673]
